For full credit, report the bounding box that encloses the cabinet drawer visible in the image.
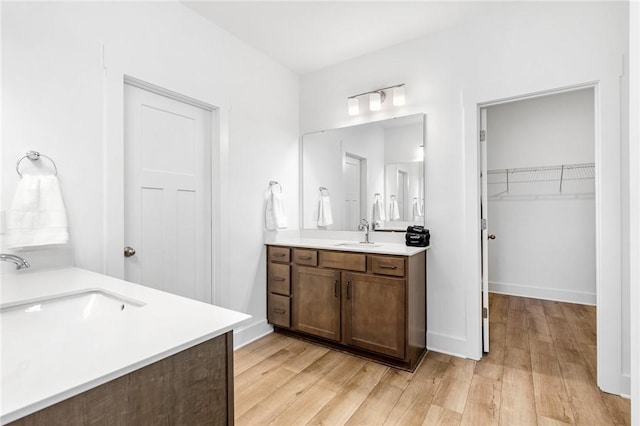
[371,255,406,277]
[268,293,290,328]
[268,263,290,295]
[293,249,318,266]
[320,251,366,272]
[268,246,290,263]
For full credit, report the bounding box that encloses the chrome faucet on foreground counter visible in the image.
[0,254,30,270]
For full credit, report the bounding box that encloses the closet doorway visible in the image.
[480,87,596,356]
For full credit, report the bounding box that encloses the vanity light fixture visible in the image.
[393,85,406,106]
[347,84,405,115]
[348,97,360,116]
[369,91,384,111]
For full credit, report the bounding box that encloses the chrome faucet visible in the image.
[358,219,374,244]
[0,253,30,270]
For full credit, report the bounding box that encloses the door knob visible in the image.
[124,246,136,257]
[488,234,496,240]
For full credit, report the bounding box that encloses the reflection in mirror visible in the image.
[302,114,425,231]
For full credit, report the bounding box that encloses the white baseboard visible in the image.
[233,319,273,350]
[621,373,631,398]
[427,332,471,360]
[489,281,596,305]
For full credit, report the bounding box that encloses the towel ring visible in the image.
[16,151,58,177]
[269,180,282,193]
[319,186,330,196]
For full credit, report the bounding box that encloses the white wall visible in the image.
[1,2,299,346]
[300,1,628,394]
[486,89,596,305]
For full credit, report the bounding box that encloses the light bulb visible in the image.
[393,86,405,106]
[370,92,382,111]
[348,97,359,115]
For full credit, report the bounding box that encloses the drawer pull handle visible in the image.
[272,277,286,281]
[273,253,286,257]
[378,264,398,269]
[273,308,286,314]
[334,280,339,297]
[298,255,312,260]
[346,282,352,300]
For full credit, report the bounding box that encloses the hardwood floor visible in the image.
[233,294,629,425]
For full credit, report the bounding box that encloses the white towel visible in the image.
[6,174,69,248]
[412,198,423,219]
[317,194,333,227]
[372,195,385,221]
[389,199,400,221]
[265,190,288,230]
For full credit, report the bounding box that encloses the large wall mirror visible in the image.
[302,114,425,231]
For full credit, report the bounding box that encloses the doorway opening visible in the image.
[480,87,597,380]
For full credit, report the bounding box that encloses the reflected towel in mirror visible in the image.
[317,194,333,227]
[389,199,400,221]
[372,194,385,221]
[412,198,423,219]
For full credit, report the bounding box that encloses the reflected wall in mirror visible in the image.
[302,114,425,231]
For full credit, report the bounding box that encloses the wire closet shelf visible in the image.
[487,162,595,193]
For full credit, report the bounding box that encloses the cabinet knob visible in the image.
[124,246,136,257]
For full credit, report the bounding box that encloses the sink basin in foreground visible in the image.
[334,242,384,248]
[1,290,144,324]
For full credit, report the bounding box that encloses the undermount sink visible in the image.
[1,290,144,325]
[334,242,384,248]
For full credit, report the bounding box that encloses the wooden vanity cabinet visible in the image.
[343,272,406,359]
[267,247,291,328]
[266,244,426,371]
[292,266,341,341]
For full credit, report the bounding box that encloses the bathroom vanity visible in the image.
[1,267,250,425]
[266,240,428,371]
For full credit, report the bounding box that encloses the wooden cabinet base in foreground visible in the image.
[10,333,234,426]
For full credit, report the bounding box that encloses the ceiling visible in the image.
[182,1,503,75]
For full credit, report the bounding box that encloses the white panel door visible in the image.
[480,107,490,352]
[343,154,361,230]
[124,84,212,303]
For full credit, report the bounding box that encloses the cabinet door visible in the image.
[343,272,405,359]
[292,266,341,341]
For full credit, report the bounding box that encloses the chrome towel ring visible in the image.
[16,151,58,177]
[269,180,282,193]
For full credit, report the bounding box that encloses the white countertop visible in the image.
[266,238,429,256]
[0,267,251,424]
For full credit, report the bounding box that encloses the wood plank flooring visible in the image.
[233,294,629,425]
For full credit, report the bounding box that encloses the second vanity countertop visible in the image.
[1,267,251,424]
[267,238,429,256]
